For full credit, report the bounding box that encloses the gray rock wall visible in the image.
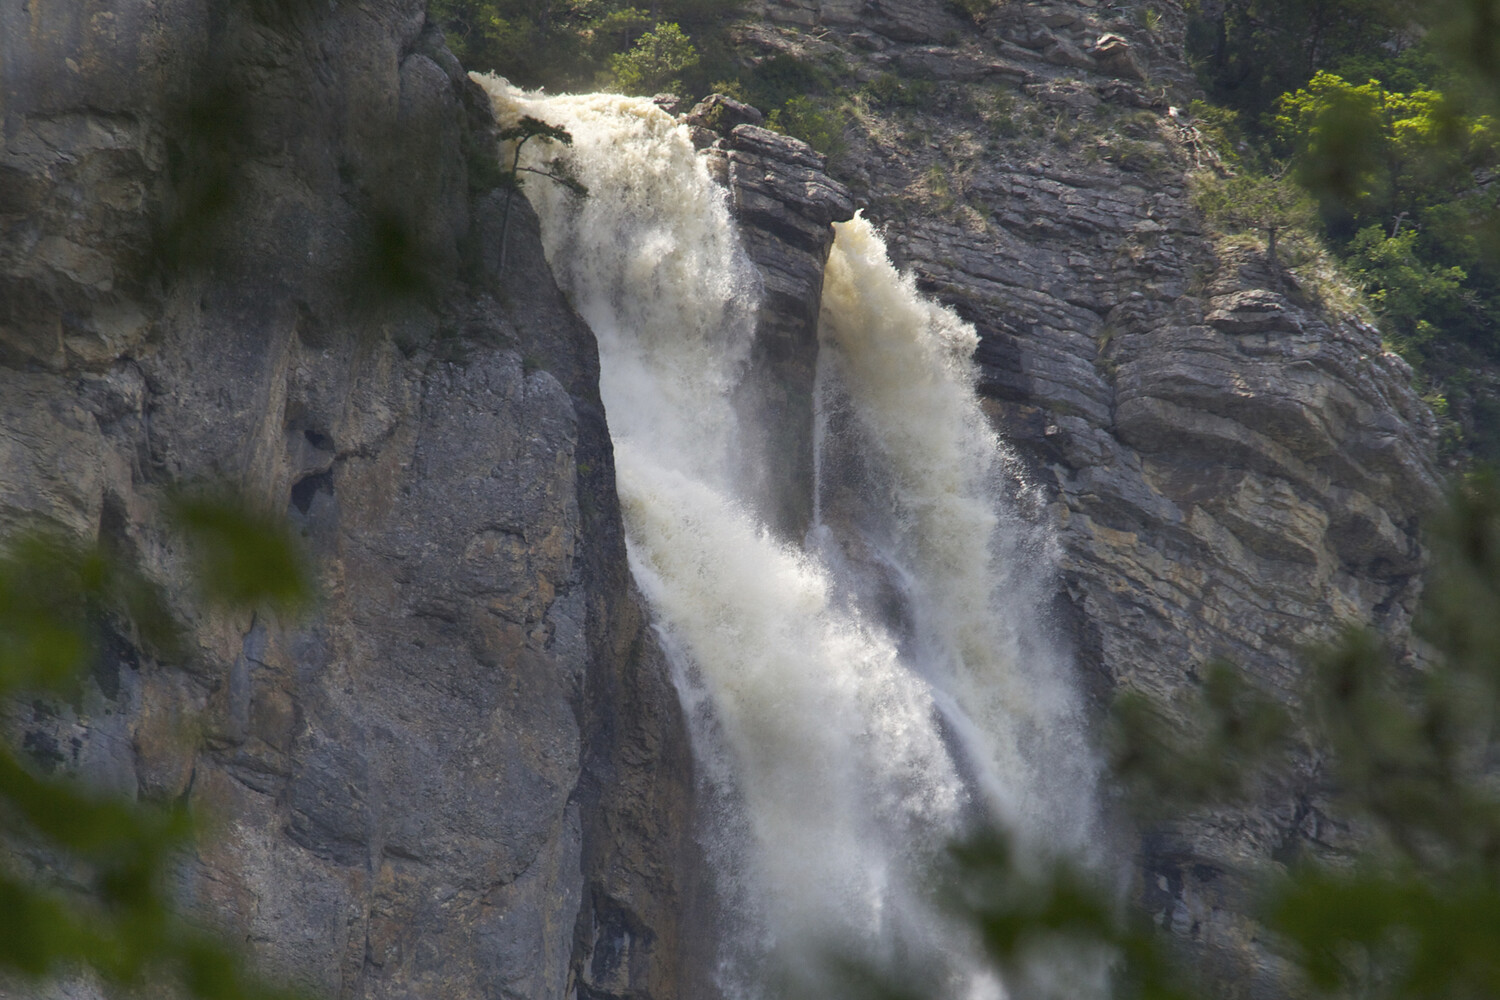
[697,112,856,539]
[737,0,1440,993]
[0,0,1451,995]
[1,2,696,998]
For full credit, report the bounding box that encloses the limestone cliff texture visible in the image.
[734,0,1442,993]
[0,2,697,998]
[0,0,1450,996]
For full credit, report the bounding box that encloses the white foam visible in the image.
[476,76,1102,999]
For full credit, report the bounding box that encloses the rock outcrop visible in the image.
[699,114,856,537]
[1,1,696,998]
[1,0,1450,996]
[736,0,1441,992]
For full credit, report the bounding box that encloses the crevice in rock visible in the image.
[290,470,333,515]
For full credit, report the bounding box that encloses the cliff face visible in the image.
[0,0,1446,998]
[1,2,696,998]
[703,113,857,538]
[736,0,1441,991]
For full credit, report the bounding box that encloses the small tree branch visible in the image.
[495,117,584,276]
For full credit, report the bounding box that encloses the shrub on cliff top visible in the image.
[1192,170,1317,268]
[607,21,699,95]
[766,96,848,160]
[425,0,743,94]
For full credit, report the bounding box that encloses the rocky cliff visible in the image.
[0,0,1446,997]
[733,0,1441,993]
[0,1,700,997]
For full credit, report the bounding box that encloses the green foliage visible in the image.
[607,21,699,95]
[1192,170,1317,264]
[743,53,835,110]
[498,115,585,192]
[587,6,653,60]
[1185,0,1411,116]
[705,77,751,104]
[168,493,313,613]
[1261,72,1500,359]
[1183,0,1500,389]
[1346,226,1471,357]
[0,502,311,997]
[708,53,852,163]
[1426,0,1500,115]
[495,116,587,274]
[424,0,743,94]
[0,536,176,701]
[766,96,847,159]
[1272,73,1486,226]
[863,72,936,110]
[427,0,531,80]
[1186,99,1249,167]
[1104,137,1169,173]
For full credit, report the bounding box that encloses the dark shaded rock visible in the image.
[714,124,854,539]
[1091,33,1145,80]
[652,93,687,115]
[0,2,696,999]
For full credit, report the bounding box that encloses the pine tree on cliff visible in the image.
[496,115,588,275]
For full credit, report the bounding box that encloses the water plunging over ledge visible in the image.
[477,80,1101,1000]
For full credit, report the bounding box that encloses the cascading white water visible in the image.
[817,219,1099,845]
[476,78,1100,999]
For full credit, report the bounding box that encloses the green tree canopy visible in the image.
[424,0,739,94]
[1188,0,1412,114]
[1271,72,1498,235]
[607,21,699,95]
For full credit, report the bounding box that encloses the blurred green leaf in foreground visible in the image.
[908,7,1500,996]
[0,495,310,999]
[903,470,1500,1000]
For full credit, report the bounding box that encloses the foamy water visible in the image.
[476,77,1101,999]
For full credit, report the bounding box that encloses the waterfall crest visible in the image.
[476,78,1099,999]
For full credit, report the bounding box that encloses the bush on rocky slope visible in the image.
[1187,0,1500,459]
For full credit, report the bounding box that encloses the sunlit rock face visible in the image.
[738,0,1442,991]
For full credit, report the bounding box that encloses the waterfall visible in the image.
[476,80,1100,1000]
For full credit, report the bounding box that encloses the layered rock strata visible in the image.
[699,114,856,537]
[737,0,1442,993]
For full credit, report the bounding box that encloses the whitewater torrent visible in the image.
[477,79,1100,999]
